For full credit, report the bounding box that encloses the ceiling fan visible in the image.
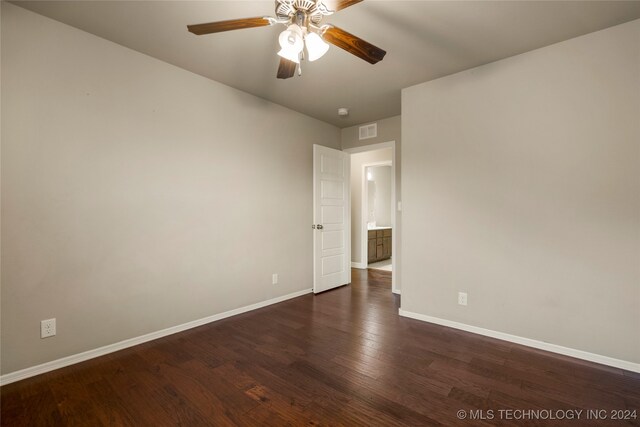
[187,0,386,79]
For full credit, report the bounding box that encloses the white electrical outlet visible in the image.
[272,273,279,285]
[458,292,468,306]
[41,318,56,338]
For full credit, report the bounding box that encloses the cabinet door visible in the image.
[382,237,392,259]
[368,239,377,263]
[376,244,384,259]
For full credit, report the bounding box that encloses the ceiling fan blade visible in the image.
[323,0,363,12]
[277,58,297,79]
[187,17,271,35]
[323,25,386,64]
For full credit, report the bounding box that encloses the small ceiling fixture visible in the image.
[337,107,349,116]
[187,0,386,79]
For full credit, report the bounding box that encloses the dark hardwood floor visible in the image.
[2,268,639,426]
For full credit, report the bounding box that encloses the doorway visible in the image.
[343,141,398,294]
[365,163,392,272]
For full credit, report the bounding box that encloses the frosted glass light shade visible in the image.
[305,32,329,62]
[278,24,303,63]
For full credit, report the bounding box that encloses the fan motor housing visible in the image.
[275,0,333,25]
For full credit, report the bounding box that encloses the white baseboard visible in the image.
[0,288,312,386]
[351,262,367,269]
[398,309,640,373]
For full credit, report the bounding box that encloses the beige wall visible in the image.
[0,3,340,374]
[341,116,401,152]
[367,165,392,228]
[349,149,392,264]
[402,19,640,363]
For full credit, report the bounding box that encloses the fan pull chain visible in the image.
[298,51,304,76]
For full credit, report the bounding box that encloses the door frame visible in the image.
[343,141,398,294]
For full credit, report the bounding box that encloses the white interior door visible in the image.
[313,144,351,294]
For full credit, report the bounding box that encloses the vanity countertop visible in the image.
[367,226,392,231]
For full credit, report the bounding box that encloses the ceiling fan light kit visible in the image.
[305,32,330,62]
[278,24,304,63]
[277,23,329,64]
[187,0,386,79]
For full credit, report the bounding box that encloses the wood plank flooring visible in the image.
[2,268,639,426]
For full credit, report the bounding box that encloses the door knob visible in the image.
[316,224,324,230]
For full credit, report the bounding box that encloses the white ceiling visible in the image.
[12,1,640,127]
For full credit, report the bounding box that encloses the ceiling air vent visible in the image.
[359,123,377,140]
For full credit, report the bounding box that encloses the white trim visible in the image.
[351,261,367,269]
[0,288,312,386]
[391,142,398,295]
[392,289,401,295]
[398,309,640,373]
